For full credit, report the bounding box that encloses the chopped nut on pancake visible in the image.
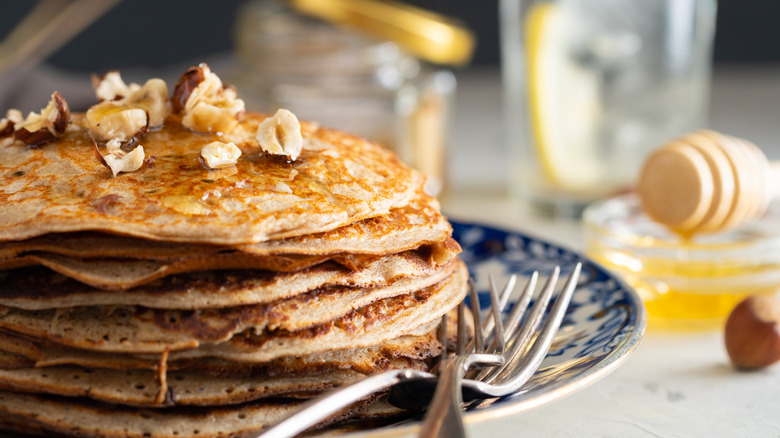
[85,101,148,142]
[257,109,303,161]
[92,71,171,129]
[172,63,245,134]
[199,140,241,170]
[102,144,146,177]
[13,92,70,146]
[0,110,22,138]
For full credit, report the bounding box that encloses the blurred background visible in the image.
[0,0,778,195]
[2,0,779,72]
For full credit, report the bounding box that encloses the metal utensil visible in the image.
[256,263,581,438]
[418,263,580,438]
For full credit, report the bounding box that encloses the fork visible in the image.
[417,263,581,437]
[255,263,581,438]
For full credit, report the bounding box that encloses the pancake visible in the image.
[0,263,457,353]
[0,189,449,259]
[0,351,32,370]
[0,366,363,407]
[0,357,427,408]
[0,113,422,245]
[0,244,459,310]
[13,323,443,375]
[0,261,465,357]
[0,331,41,361]
[0,238,459,291]
[0,251,335,283]
[0,415,52,437]
[0,188,452,284]
[0,390,371,438]
[159,263,466,363]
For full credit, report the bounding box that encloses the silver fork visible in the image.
[255,263,581,438]
[418,262,581,437]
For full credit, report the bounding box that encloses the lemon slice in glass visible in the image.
[525,2,602,190]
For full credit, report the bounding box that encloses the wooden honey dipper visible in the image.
[638,130,777,236]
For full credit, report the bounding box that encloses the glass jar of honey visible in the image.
[584,194,780,330]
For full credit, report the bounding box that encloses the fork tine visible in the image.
[467,278,484,354]
[472,274,516,353]
[503,271,538,339]
[483,266,560,383]
[487,275,506,355]
[456,302,467,355]
[481,272,537,356]
[493,263,581,387]
[438,313,448,362]
[470,271,537,382]
[512,266,560,351]
[498,274,517,309]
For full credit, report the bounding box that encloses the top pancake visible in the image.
[0,113,422,245]
[0,189,449,259]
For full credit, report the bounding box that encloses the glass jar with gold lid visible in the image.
[233,0,471,196]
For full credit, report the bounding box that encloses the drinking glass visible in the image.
[500,0,717,216]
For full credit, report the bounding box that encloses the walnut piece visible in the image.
[172,64,245,134]
[13,92,70,146]
[256,109,303,161]
[90,71,171,131]
[0,109,23,137]
[93,71,136,101]
[128,78,170,128]
[105,138,122,152]
[84,101,148,142]
[200,141,242,170]
[94,139,146,177]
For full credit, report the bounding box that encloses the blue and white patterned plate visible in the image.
[349,220,646,437]
[452,220,646,416]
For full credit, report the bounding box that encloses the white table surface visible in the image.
[432,65,780,438]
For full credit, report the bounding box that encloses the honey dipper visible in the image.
[637,130,777,236]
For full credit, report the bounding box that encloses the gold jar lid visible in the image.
[289,0,475,66]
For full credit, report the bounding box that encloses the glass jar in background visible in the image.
[500,0,717,216]
[233,0,457,196]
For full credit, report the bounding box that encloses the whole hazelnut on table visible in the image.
[724,295,780,370]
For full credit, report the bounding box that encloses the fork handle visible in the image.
[418,357,468,438]
[255,369,418,438]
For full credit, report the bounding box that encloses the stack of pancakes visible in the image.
[0,102,466,435]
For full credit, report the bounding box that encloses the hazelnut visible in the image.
[171,65,205,113]
[0,109,23,137]
[94,139,146,177]
[256,109,303,161]
[128,78,171,128]
[13,92,70,146]
[724,295,780,370]
[92,72,171,129]
[105,138,122,152]
[172,63,245,134]
[84,101,148,142]
[93,71,136,101]
[0,120,10,138]
[199,141,242,170]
